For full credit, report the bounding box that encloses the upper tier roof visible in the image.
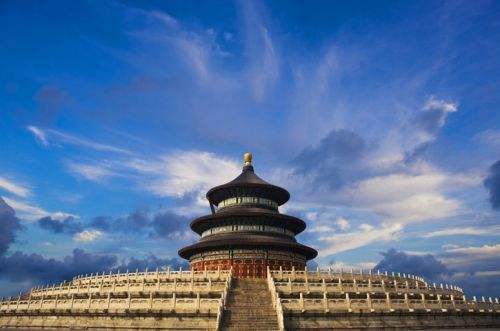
[206,154,290,206]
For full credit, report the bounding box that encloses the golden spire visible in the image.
[243,152,252,166]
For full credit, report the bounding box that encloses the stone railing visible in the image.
[279,293,500,314]
[30,279,228,298]
[0,294,222,314]
[267,267,500,315]
[1,266,234,324]
[71,267,231,286]
[267,267,285,331]
[273,279,461,297]
[216,267,233,331]
[269,267,463,294]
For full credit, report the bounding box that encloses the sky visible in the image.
[0,0,499,298]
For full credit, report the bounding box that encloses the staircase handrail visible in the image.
[267,266,285,331]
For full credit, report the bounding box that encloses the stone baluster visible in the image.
[208,277,212,291]
[291,266,296,280]
[127,292,131,309]
[451,294,456,310]
[16,292,21,310]
[305,275,309,293]
[196,292,200,311]
[190,276,194,292]
[386,293,391,311]
[279,266,283,279]
[299,292,304,312]
[404,293,410,310]
[367,292,373,311]
[149,292,153,310]
[346,292,351,312]
[172,292,176,311]
[437,294,443,310]
[353,277,358,292]
[338,277,343,292]
[173,278,177,292]
[70,294,74,310]
[381,279,386,292]
[323,292,329,312]
[421,293,426,310]
[368,278,372,291]
[405,280,409,292]
[88,292,92,309]
[27,293,32,310]
[167,266,171,278]
[217,265,221,278]
[142,277,146,292]
[322,278,326,292]
[288,278,292,293]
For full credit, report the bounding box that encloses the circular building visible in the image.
[179,153,317,278]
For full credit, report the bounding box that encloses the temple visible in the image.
[1,153,499,330]
[179,153,317,278]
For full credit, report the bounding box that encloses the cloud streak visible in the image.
[0,177,31,198]
[27,126,133,155]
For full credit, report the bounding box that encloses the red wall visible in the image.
[190,258,305,278]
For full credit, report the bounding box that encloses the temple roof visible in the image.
[190,211,307,235]
[206,153,290,206]
[178,235,318,260]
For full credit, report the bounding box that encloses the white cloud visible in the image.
[126,151,240,198]
[423,225,500,238]
[74,230,103,242]
[0,176,31,197]
[318,223,403,256]
[2,196,77,221]
[66,161,117,182]
[337,165,477,223]
[27,126,48,146]
[335,217,350,231]
[445,244,500,257]
[423,96,458,114]
[27,126,133,155]
[359,223,374,232]
[441,244,500,268]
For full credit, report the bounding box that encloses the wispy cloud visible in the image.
[0,177,31,197]
[2,196,77,222]
[66,160,118,182]
[423,225,500,238]
[74,230,103,242]
[125,150,240,198]
[27,126,48,146]
[318,223,403,256]
[27,126,133,155]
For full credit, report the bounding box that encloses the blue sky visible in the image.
[1,0,500,297]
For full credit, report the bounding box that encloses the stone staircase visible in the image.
[221,278,280,330]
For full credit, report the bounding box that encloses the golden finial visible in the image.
[243,152,252,166]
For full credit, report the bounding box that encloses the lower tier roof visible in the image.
[178,235,318,260]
